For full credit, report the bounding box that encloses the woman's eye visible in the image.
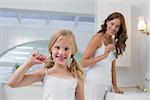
[116,25,120,28]
[111,23,114,25]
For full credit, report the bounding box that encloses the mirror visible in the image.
[0,40,82,66]
[0,40,83,81]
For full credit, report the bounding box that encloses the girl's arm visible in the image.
[80,34,108,68]
[8,52,47,87]
[76,78,85,100]
[112,60,123,94]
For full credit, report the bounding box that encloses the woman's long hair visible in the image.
[98,12,128,58]
[44,29,84,79]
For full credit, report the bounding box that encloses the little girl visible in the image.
[8,29,85,100]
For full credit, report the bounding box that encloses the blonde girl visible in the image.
[8,29,85,100]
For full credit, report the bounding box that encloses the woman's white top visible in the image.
[85,41,115,86]
[42,69,77,100]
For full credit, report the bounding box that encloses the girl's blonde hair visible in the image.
[44,29,84,79]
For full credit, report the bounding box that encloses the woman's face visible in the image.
[106,18,121,36]
[51,36,72,66]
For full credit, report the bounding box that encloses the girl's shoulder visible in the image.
[75,76,84,85]
[36,67,47,77]
[44,68,77,80]
[36,67,53,78]
[28,67,46,82]
[44,67,53,75]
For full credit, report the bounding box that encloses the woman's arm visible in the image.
[80,34,108,68]
[112,60,123,94]
[76,78,85,100]
[8,52,47,87]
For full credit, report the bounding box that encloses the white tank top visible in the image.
[85,41,115,85]
[42,69,77,100]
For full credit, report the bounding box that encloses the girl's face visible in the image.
[106,18,121,36]
[51,36,72,66]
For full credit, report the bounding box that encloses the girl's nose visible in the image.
[59,49,65,55]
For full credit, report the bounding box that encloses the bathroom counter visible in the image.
[106,92,150,100]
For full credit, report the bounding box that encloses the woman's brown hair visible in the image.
[98,12,128,58]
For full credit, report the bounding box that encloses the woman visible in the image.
[80,12,128,100]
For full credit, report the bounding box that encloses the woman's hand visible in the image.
[103,44,115,57]
[27,52,48,66]
[106,44,115,51]
[113,87,124,94]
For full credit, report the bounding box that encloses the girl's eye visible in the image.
[55,46,60,49]
[64,47,69,51]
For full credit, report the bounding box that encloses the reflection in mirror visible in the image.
[0,40,49,64]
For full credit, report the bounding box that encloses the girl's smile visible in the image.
[52,36,72,65]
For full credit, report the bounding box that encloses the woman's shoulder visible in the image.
[92,33,103,47]
[91,33,102,41]
[85,33,103,51]
[96,32,102,38]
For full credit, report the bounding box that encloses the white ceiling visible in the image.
[0,8,94,23]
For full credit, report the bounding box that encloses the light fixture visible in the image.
[137,16,149,35]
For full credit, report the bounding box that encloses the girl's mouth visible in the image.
[56,56,67,63]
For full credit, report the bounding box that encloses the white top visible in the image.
[85,41,115,85]
[42,69,77,100]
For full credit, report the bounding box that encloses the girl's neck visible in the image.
[53,63,68,71]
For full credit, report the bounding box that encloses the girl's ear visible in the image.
[49,52,53,60]
[71,55,73,58]
[67,55,73,68]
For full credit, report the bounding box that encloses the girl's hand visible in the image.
[113,87,124,94]
[27,52,48,66]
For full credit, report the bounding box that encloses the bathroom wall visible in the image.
[0,0,149,88]
[0,22,94,54]
[144,0,150,89]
